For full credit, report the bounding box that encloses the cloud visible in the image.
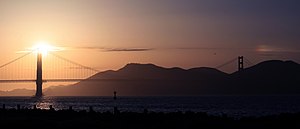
[176,47,226,50]
[256,45,300,54]
[72,46,104,50]
[69,46,154,52]
[256,46,300,57]
[69,46,257,52]
[70,46,253,52]
[175,47,252,50]
[103,48,154,52]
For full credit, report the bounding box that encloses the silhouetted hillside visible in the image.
[90,63,227,80]
[229,60,300,94]
[0,89,35,96]
[43,60,300,96]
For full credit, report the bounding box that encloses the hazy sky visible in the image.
[0,0,300,74]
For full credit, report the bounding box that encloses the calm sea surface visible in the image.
[1,96,300,117]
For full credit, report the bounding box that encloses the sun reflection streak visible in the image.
[33,97,56,110]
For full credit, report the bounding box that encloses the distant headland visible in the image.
[1,60,300,96]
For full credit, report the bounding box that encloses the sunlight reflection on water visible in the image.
[34,97,56,109]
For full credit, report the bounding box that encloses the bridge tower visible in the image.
[35,53,43,97]
[238,56,244,71]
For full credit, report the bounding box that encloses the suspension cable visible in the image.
[215,57,237,69]
[48,52,99,72]
[244,57,254,66]
[0,51,33,69]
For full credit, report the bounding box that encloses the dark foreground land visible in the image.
[1,107,300,129]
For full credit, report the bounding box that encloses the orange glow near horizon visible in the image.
[0,0,299,93]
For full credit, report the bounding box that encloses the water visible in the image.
[1,96,300,117]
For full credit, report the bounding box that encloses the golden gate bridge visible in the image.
[0,51,99,97]
[0,51,253,97]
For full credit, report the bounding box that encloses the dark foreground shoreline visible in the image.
[1,106,300,129]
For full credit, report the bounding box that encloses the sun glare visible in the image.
[33,41,55,55]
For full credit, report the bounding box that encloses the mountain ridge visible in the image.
[1,60,299,96]
[44,60,300,96]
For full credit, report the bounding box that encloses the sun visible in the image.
[33,41,55,55]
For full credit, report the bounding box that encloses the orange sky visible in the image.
[0,0,300,91]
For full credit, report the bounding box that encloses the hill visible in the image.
[0,89,35,96]
[44,60,300,96]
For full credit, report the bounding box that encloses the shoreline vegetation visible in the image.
[1,105,300,129]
